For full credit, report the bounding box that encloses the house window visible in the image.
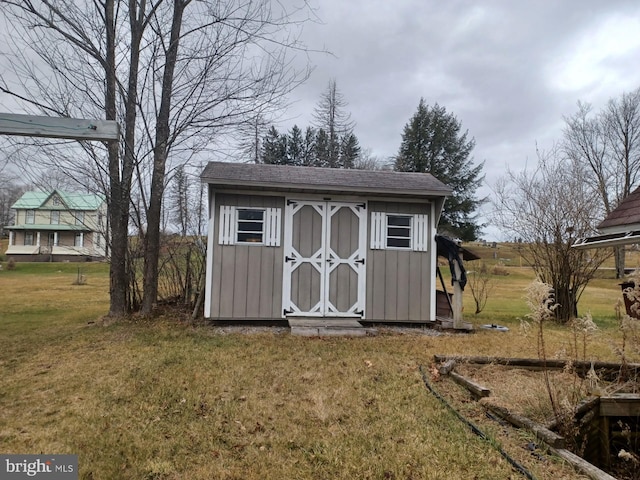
[75,211,85,226]
[25,210,35,224]
[24,232,34,246]
[75,232,84,247]
[219,205,281,246]
[370,212,428,252]
[50,211,60,225]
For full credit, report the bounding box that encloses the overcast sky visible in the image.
[279,0,640,239]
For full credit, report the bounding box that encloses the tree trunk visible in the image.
[141,0,185,315]
[554,284,578,323]
[615,246,626,279]
[104,0,128,317]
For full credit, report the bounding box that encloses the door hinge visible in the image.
[355,258,365,265]
[285,255,295,262]
[357,203,366,209]
[287,199,297,206]
[355,310,364,317]
[283,308,293,315]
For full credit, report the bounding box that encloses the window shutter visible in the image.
[264,207,281,247]
[370,212,386,249]
[412,214,428,252]
[218,205,235,245]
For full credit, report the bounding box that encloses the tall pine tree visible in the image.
[261,126,287,164]
[395,99,484,240]
[287,125,304,166]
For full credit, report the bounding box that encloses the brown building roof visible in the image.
[598,187,640,231]
[200,162,452,198]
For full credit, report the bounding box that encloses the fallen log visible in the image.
[437,359,456,375]
[449,371,490,398]
[551,448,618,480]
[485,403,565,449]
[547,396,600,430]
[433,355,640,379]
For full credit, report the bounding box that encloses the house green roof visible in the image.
[11,190,105,210]
[6,224,88,232]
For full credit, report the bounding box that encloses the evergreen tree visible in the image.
[395,99,484,240]
[301,126,317,166]
[340,133,361,169]
[261,126,287,164]
[287,125,304,166]
[315,128,330,167]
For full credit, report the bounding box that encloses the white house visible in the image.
[5,190,107,261]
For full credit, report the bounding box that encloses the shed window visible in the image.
[386,215,412,249]
[237,209,265,243]
[370,212,428,252]
[25,210,35,224]
[219,206,281,246]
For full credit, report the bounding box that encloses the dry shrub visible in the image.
[491,262,509,276]
[6,257,16,270]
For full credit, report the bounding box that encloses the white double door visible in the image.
[282,199,367,317]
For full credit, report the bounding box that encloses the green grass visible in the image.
[0,259,636,479]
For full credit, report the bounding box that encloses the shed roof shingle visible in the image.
[200,162,451,198]
[598,186,640,230]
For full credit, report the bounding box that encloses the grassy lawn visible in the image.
[0,257,637,479]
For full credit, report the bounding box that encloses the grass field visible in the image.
[1,253,638,479]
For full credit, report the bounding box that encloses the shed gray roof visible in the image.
[573,186,640,249]
[598,186,640,231]
[200,162,451,198]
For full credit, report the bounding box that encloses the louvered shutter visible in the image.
[370,212,386,249]
[264,207,281,246]
[412,214,429,252]
[218,205,235,245]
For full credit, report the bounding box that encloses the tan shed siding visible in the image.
[366,201,432,322]
[210,193,284,319]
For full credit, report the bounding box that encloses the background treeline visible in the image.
[260,124,361,168]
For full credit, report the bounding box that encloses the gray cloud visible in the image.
[278,1,640,237]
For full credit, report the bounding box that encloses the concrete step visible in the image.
[288,318,377,337]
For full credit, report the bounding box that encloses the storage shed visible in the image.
[200,161,451,324]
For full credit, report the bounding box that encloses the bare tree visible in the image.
[467,261,494,315]
[492,147,611,323]
[312,79,356,168]
[0,177,24,237]
[353,148,383,170]
[0,0,312,316]
[564,88,640,278]
[605,88,640,201]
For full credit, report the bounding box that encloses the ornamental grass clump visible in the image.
[615,272,640,379]
[520,279,594,447]
[521,279,560,415]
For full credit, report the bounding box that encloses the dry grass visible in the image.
[1,259,638,479]
[454,364,589,423]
